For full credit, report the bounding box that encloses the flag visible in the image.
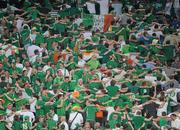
[86,1,100,15]
[86,2,96,14]
[104,14,113,32]
[96,0,109,15]
[93,15,104,32]
[93,14,113,32]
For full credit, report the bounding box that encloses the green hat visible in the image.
[71,104,81,111]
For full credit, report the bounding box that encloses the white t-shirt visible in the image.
[29,55,38,63]
[53,114,58,122]
[145,75,157,83]
[83,32,92,40]
[106,107,115,121]
[86,2,96,14]
[22,90,31,99]
[174,0,180,8]
[30,98,37,113]
[27,45,42,58]
[43,65,51,73]
[156,101,168,116]
[102,77,111,87]
[69,112,83,130]
[60,121,69,130]
[166,88,180,106]
[78,59,86,68]
[30,34,36,42]
[58,68,69,77]
[16,63,23,69]
[20,111,35,122]
[165,2,173,15]
[74,18,83,26]
[171,118,180,129]
[112,3,123,16]
[16,19,24,32]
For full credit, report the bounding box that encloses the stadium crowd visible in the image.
[0,0,180,130]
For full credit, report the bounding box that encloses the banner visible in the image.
[93,14,113,32]
[96,0,109,15]
[93,15,104,32]
[104,14,113,32]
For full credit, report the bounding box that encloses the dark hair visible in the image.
[25,105,30,110]
[105,124,110,128]
[60,124,65,129]
[171,113,177,117]
[14,115,20,121]
[1,76,5,81]
[140,127,146,130]
[116,123,121,128]
[34,49,39,55]
[121,84,127,89]
[110,80,116,86]
[123,124,129,129]
[162,112,167,116]
[151,126,158,130]
[166,40,170,45]
[114,106,119,110]
[146,124,152,129]
[124,6,129,13]
[136,111,142,115]
[132,81,137,85]
[152,33,157,37]
[170,82,174,88]
[154,24,159,29]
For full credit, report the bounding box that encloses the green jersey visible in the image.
[84,105,98,121]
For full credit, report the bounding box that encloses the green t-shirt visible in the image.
[159,117,168,127]
[132,115,145,130]
[106,85,119,97]
[35,33,44,45]
[109,112,122,128]
[88,82,103,93]
[117,27,130,41]
[128,85,139,93]
[163,45,175,61]
[137,45,148,57]
[60,82,70,92]
[149,45,161,55]
[33,84,41,95]
[122,45,130,54]
[53,23,66,33]
[26,7,40,20]
[13,121,22,130]
[45,37,54,50]
[53,76,63,88]
[45,80,53,90]
[145,13,155,24]
[73,69,84,80]
[22,121,32,130]
[97,95,111,104]
[106,60,118,69]
[46,119,56,130]
[15,98,29,110]
[36,122,44,130]
[0,109,6,117]
[36,100,45,117]
[84,105,98,121]
[0,121,7,130]
[56,99,68,116]
[3,93,17,108]
[87,59,100,70]
[25,88,33,97]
